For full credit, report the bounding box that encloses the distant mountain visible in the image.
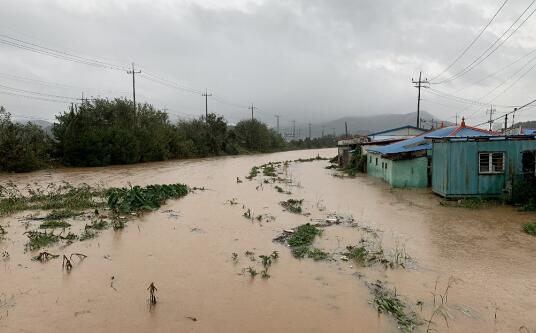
[14,119,53,135]
[291,111,446,139]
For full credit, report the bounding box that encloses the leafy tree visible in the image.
[0,106,52,172]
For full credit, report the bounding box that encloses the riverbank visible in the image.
[1,148,535,332]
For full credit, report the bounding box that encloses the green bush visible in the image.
[0,107,52,172]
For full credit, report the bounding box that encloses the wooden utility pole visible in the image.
[412,72,429,128]
[504,114,508,132]
[202,89,212,119]
[127,63,141,111]
[292,120,296,138]
[345,121,348,138]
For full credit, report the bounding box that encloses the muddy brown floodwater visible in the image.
[1,148,535,333]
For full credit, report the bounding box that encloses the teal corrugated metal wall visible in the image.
[432,139,536,197]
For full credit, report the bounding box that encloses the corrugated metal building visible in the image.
[431,135,536,198]
[366,121,494,188]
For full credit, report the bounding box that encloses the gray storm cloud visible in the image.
[0,0,535,128]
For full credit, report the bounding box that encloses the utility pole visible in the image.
[321,125,326,137]
[202,89,212,119]
[249,103,257,121]
[455,113,458,126]
[292,120,296,138]
[412,71,429,128]
[486,105,496,131]
[275,115,280,134]
[504,114,508,132]
[127,63,141,111]
[512,108,517,129]
[345,121,348,138]
[298,128,301,139]
[308,123,312,139]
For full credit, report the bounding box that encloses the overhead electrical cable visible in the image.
[433,0,536,84]
[430,0,510,81]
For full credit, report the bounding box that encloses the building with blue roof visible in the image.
[366,119,495,187]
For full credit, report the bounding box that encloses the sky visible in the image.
[1,0,536,132]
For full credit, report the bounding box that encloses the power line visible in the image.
[0,83,78,101]
[0,90,73,104]
[433,0,536,84]
[430,0,509,81]
[0,34,128,71]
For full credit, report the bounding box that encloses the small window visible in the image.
[522,150,536,177]
[375,158,378,166]
[369,156,372,163]
[479,152,504,174]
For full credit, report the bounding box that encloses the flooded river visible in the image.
[1,148,535,332]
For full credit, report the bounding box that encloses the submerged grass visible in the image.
[523,222,536,236]
[24,231,60,251]
[288,223,321,247]
[368,281,419,333]
[107,183,189,214]
[0,182,105,217]
[39,220,71,229]
[280,199,303,214]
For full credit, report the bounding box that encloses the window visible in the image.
[369,156,372,163]
[479,152,504,174]
[522,150,536,177]
[375,158,378,166]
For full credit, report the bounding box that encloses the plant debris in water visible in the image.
[280,199,303,214]
[24,231,61,251]
[107,183,189,214]
[367,280,419,332]
[523,222,536,236]
[274,223,330,260]
[39,220,71,229]
[0,181,106,217]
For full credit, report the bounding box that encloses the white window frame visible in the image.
[479,152,505,174]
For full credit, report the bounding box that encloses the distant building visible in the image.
[367,125,426,141]
[431,135,536,198]
[366,120,494,188]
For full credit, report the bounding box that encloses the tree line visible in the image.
[0,99,336,173]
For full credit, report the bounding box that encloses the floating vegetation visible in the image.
[85,219,108,230]
[232,252,239,262]
[107,183,189,214]
[345,237,410,269]
[288,223,321,247]
[523,222,536,236]
[255,213,275,223]
[246,166,259,180]
[243,209,252,220]
[293,155,328,163]
[112,218,126,230]
[262,164,277,177]
[32,251,59,262]
[79,229,97,241]
[274,223,328,260]
[44,209,82,221]
[147,282,158,305]
[246,266,258,277]
[0,181,106,217]
[280,199,303,214]
[274,185,291,194]
[39,220,71,229]
[367,280,419,333]
[0,225,5,235]
[24,231,61,251]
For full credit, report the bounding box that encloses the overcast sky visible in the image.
[1,0,536,130]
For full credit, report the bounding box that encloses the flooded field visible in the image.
[1,148,535,333]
